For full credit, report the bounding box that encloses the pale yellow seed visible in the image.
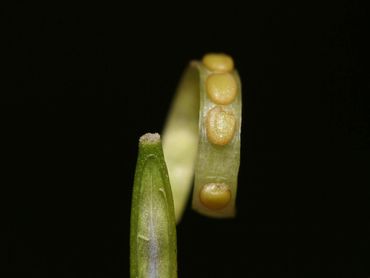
[206,106,236,145]
[206,73,237,105]
[202,53,234,73]
[199,183,231,210]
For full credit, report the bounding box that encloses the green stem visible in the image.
[130,133,177,278]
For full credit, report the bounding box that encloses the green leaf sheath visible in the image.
[130,133,177,278]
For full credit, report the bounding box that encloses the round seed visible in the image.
[202,53,234,72]
[199,183,231,210]
[206,106,236,145]
[206,73,237,105]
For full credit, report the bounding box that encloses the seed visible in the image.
[206,106,236,145]
[199,183,231,210]
[206,73,237,104]
[202,53,234,72]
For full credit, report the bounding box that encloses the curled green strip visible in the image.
[163,53,242,221]
[130,133,177,278]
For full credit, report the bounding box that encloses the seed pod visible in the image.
[163,53,242,220]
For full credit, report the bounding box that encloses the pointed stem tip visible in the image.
[139,133,161,145]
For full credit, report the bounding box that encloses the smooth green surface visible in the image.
[162,65,199,222]
[130,134,177,278]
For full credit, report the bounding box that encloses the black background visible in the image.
[2,2,370,277]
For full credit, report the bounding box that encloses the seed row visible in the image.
[203,53,237,146]
[199,53,239,210]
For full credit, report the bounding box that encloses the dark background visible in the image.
[2,2,369,277]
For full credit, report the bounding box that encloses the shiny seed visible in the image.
[202,53,234,72]
[199,183,231,210]
[206,106,236,145]
[206,73,237,104]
